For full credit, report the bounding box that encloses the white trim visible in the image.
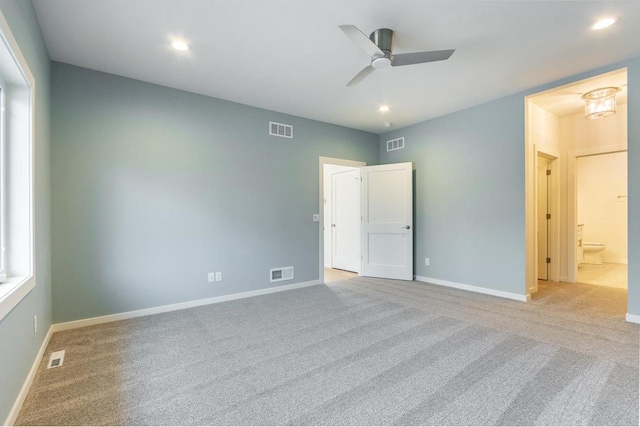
[52,280,321,332]
[0,73,6,281]
[0,275,34,321]
[4,326,53,426]
[531,148,560,292]
[625,313,640,324]
[539,149,560,283]
[0,10,36,322]
[602,258,628,265]
[414,275,528,302]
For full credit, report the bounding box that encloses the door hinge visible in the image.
[546,213,551,220]
[546,169,551,176]
[546,257,551,264]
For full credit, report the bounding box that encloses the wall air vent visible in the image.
[269,121,293,139]
[387,137,405,152]
[270,266,294,282]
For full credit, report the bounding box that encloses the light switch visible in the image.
[312,214,320,222]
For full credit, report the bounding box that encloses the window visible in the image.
[0,10,36,321]
[0,76,6,282]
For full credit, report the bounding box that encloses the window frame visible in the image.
[0,10,36,322]
[0,74,6,282]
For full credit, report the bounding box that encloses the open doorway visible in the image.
[319,157,366,284]
[575,151,628,289]
[323,163,361,283]
[318,157,414,285]
[525,68,628,317]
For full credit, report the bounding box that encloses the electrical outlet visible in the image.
[33,315,37,334]
[215,272,222,281]
[425,258,430,266]
[208,272,215,283]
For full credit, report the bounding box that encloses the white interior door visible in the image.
[331,169,360,272]
[361,162,413,280]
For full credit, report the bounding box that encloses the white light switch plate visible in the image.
[312,214,320,222]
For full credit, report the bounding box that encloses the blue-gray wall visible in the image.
[0,0,51,422]
[51,62,379,323]
[380,57,640,315]
[381,96,526,295]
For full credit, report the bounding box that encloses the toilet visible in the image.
[582,242,606,265]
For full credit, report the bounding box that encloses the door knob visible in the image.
[332,224,336,227]
[404,225,411,229]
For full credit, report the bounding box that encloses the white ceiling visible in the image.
[33,0,640,134]
[528,68,627,117]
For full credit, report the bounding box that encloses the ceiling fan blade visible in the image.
[339,25,384,58]
[391,49,455,67]
[346,65,375,87]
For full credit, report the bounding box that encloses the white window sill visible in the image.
[0,275,35,322]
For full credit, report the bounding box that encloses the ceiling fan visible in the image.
[339,25,455,87]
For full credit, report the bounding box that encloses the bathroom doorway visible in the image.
[574,150,628,289]
[525,68,628,307]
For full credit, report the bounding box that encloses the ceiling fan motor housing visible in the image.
[370,28,394,68]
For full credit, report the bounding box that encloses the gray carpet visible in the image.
[16,277,639,425]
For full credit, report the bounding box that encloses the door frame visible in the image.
[319,156,366,284]
[525,127,561,297]
[567,144,627,283]
[534,148,559,289]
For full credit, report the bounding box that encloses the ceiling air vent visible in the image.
[269,121,293,139]
[387,137,405,152]
[270,266,294,283]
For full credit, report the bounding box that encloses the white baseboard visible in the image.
[560,276,568,282]
[5,326,53,426]
[625,313,640,324]
[51,280,321,333]
[603,258,628,265]
[5,280,321,424]
[414,276,528,302]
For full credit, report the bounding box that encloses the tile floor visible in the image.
[577,262,628,289]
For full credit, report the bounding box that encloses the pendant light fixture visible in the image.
[581,87,620,120]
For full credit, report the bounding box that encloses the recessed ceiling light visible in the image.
[379,105,390,112]
[171,40,190,51]
[384,122,393,128]
[592,17,618,30]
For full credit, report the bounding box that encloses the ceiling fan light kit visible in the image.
[339,25,455,87]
